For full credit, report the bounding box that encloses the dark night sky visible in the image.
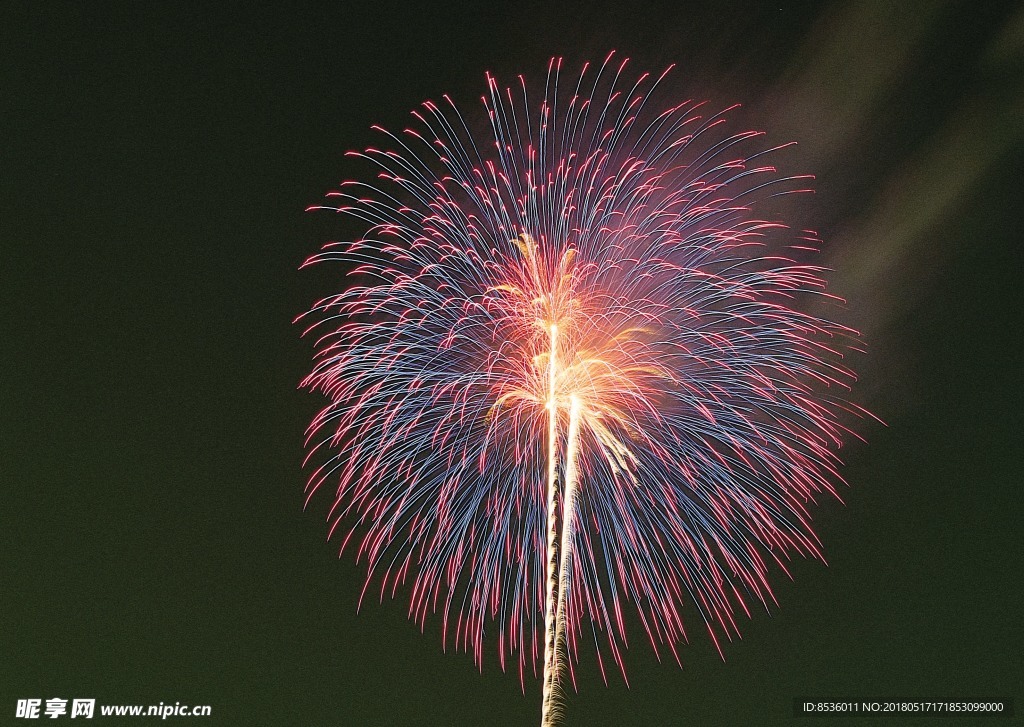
[2,2,1022,725]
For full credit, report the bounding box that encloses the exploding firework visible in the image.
[300,53,865,725]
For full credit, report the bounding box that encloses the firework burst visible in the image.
[300,53,865,725]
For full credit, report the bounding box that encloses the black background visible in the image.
[3,2,1021,725]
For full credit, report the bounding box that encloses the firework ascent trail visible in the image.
[300,52,868,726]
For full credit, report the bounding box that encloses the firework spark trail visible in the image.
[542,319,560,722]
[547,393,583,724]
[301,52,867,725]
